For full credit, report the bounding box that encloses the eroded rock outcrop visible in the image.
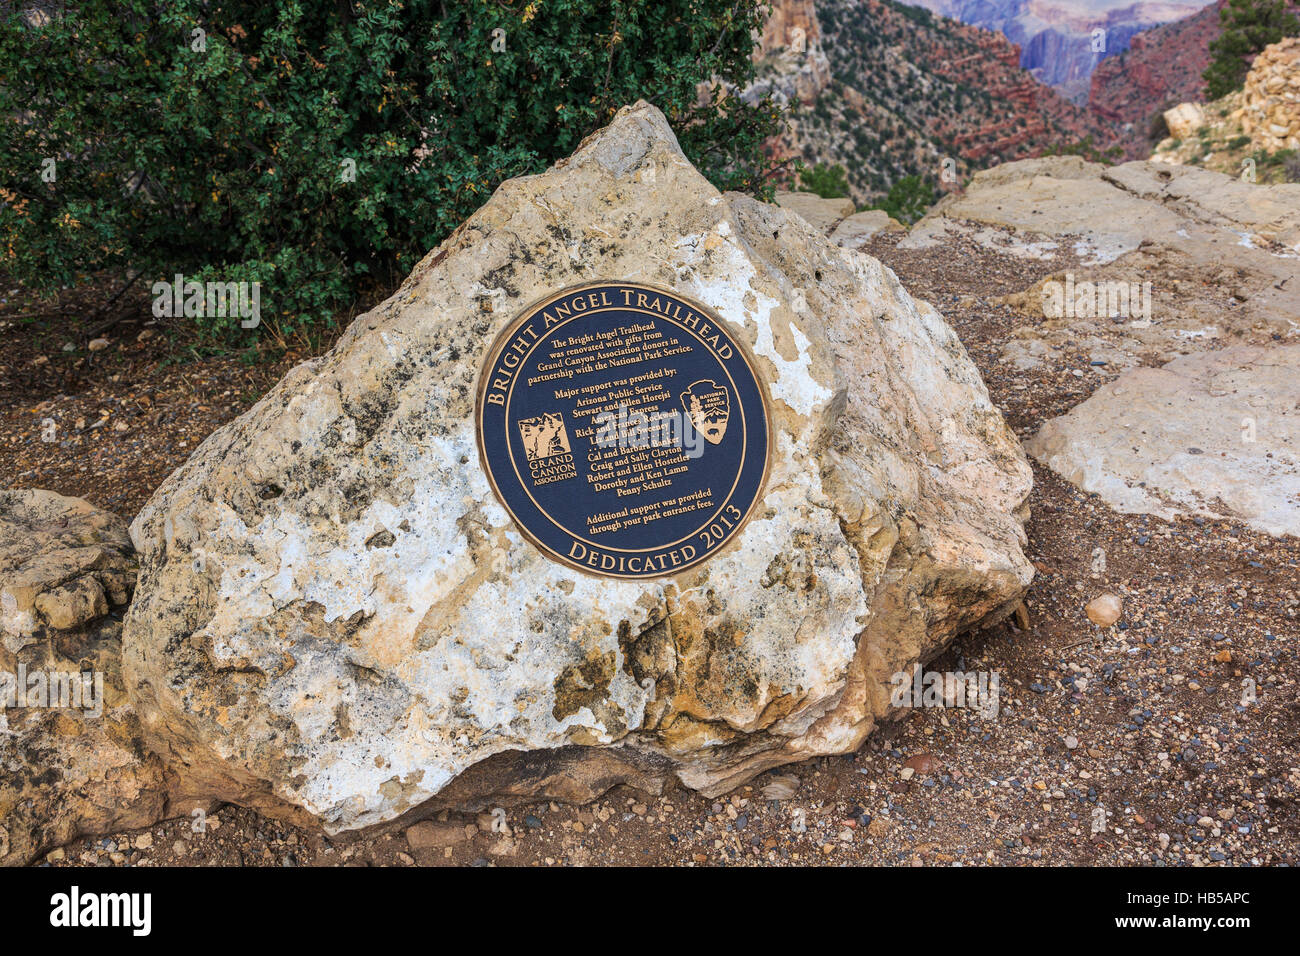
[752,0,831,105]
[1150,33,1300,180]
[1087,0,1223,149]
[1236,36,1300,153]
[123,101,1033,834]
[910,0,1207,105]
[0,490,169,866]
[755,0,1116,204]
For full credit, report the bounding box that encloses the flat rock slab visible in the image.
[1027,345,1300,537]
[775,190,856,234]
[829,210,904,249]
[903,156,1300,372]
[123,102,1032,834]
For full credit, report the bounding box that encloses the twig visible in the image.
[1060,635,1098,652]
[1,312,60,321]
[708,0,747,60]
[83,271,144,340]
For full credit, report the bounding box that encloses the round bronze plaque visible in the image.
[476,282,770,579]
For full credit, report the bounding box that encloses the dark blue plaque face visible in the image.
[476,282,770,579]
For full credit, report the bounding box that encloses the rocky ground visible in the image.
[4,205,1297,865]
[0,279,315,518]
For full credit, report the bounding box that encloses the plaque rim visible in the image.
[474,279,774,581]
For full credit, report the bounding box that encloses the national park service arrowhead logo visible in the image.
[680,380,729,445]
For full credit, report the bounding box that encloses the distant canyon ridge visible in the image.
[751,0,1239,200]
[902,0,1213,104]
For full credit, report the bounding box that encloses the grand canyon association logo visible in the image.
[680,380,729,445]
[517,412,577,485]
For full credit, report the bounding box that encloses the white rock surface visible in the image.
[1027,346,1300,537]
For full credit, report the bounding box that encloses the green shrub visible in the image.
[871,174,935,225]
[1284,152,1300,183]
[1254,147,1300,181]
[1,0,782,339]
[1203,0,1300,99]
[798,162,851,199]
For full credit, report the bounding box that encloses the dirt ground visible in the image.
[3,236,1297,867]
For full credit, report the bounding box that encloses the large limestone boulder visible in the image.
[123,101,1032,833]
[0,490,169,866]
[1027,346,1300,538]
